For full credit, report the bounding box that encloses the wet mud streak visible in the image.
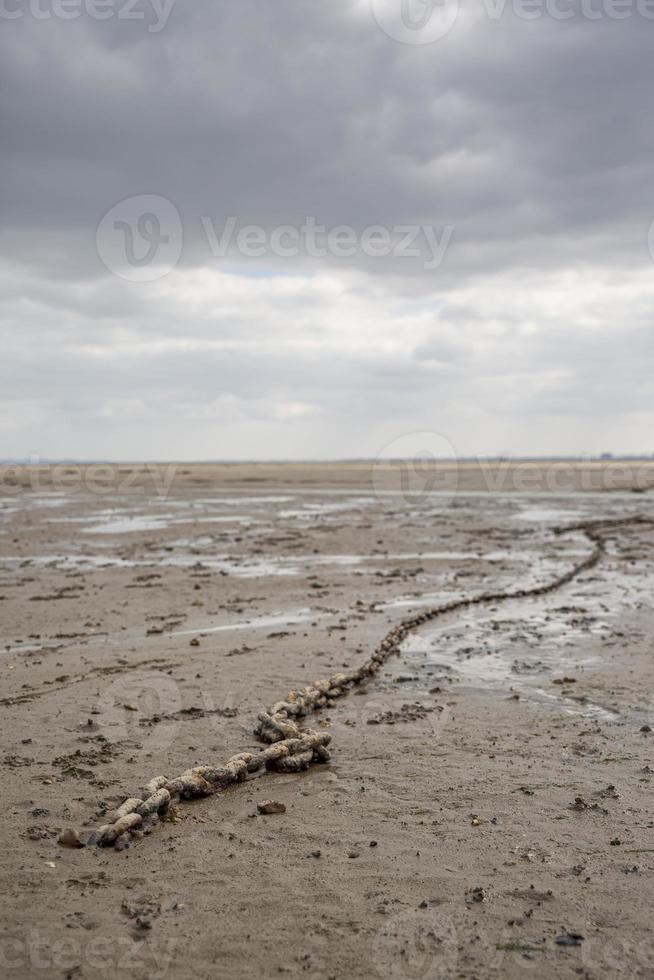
[76,515,651,851]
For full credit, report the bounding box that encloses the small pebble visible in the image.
[257,800,286,815]
[555,932,584,946]
[58,828,85,849]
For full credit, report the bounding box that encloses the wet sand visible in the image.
[1,461,654,979]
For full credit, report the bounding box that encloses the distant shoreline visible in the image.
[2,455,654,466]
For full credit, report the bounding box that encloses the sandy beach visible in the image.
[2,460,654,979]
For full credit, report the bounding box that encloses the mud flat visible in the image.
[1,461,654,979]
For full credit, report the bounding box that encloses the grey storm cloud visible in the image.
[1,0,653,458]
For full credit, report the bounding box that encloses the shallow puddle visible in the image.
[515,506,589,523]
[397,559,654,721]
[171,607,321,637]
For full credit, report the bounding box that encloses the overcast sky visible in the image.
[1,0,653,460]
